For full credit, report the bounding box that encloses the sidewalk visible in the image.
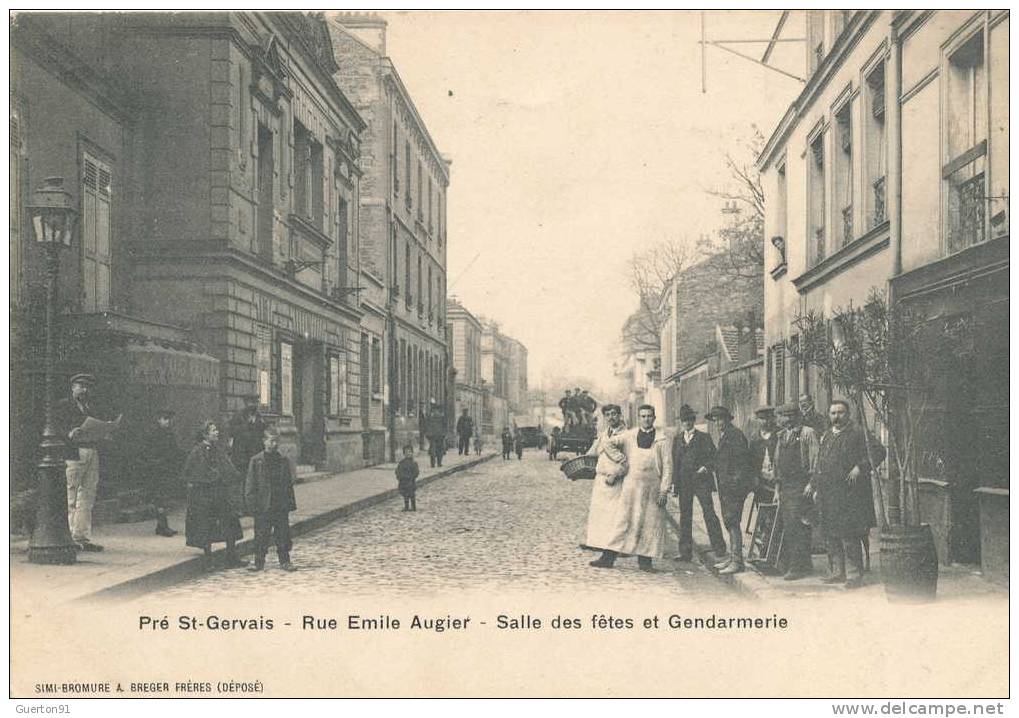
[669,497,1007,602]
[10,449,495,604]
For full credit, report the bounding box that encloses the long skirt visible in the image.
[185,482,243,549]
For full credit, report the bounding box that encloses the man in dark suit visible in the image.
[707,405,754,575]
[455,408,474,455]
[228,394,266,477]
[670,404,726,562]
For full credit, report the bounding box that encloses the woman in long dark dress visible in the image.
[183,420,246,570]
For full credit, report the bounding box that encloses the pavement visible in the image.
[11,448,1004,606]
[673,493,1007,603]
[10,449,496,605]
[155,450,730,600]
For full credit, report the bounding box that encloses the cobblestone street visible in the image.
[160,450,730,600]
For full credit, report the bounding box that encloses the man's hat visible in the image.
[69,372,96,386]
[705,405,734,421]
[679,404,697,421]
[755,405,775,419]
[600,403,621,414]
[776,402,800,416]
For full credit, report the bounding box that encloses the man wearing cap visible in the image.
[798,394,828,437]
[773,402,820,580]
[228,394,266,477]
[749,406,780,506]
[707,405,754,574]
[807,400,885,588]
[139,409,183,537]
[671,404,726,562]
[55,373,109,552]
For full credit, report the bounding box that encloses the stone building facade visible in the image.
[11,12,372,497]
[447,298,484,431]
[327,13,451,457]
[758,10,1008,579]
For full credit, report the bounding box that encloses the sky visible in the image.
[382,10,804,394]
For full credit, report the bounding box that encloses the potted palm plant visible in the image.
[789,288,973,601]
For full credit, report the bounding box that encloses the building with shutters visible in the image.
[758,10,1008,580]
[327,13,451,458]
[9,12,371,523]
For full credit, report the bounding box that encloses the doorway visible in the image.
[293,340,325,466]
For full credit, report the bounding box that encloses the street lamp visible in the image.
[27,177,79,565]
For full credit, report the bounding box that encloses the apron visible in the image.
[614,437,668,558]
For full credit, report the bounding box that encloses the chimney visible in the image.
[332,12,387,55]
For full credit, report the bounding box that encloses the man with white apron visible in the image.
[588,404,672,572]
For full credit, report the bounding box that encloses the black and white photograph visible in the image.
[8,9,1010,701]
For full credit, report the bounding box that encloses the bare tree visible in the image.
[699,128,766,282]
[622,237,696,353]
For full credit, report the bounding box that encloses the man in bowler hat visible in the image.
[229,394,266,476]
[670,404,726,562]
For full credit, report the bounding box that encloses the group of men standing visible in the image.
[559,388,596,429]
[583,394,884,587]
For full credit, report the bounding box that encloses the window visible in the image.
[988,17,1009,238]
[428,265,433,320]
[280,340,294,416]
[770,343,786,405]
[428,176,433,232]
[294,121,323,227]
[371,337,382,395]
[438,189,445,245]
[833,100,854,247]
[392,121,399,196]
[81,153,112,311]
[774,161,788,268]
[404,141,412,209]
[329,353,347,415]
[944,30,987,254]
[405,242,413,307]
[335,196,349,291]
[864,61,887,229]
[417,253,423,315]
[257,123,274,261]
[807,10,825,75]
[808,132,827,266]
[417,161,423,220]
[256,326,272,410]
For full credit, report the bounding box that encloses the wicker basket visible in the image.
[560,454,598,480]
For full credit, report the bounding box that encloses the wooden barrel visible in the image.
[880,524,939,602]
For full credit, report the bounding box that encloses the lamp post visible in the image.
[27,177,79,565]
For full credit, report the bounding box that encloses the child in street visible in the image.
[501,427,513,460]
[396,444,419,511]
[473,429,483,456]
[244,426,297,572]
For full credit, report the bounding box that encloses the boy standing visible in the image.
[245,426,297,572]
[140,409,182,537]
[396,445,420,511]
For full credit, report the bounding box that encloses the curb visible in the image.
[661,509,760,600]
[82,453,497,602]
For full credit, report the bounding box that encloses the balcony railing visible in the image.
[841,204,853,247]
[872,176,886,228]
